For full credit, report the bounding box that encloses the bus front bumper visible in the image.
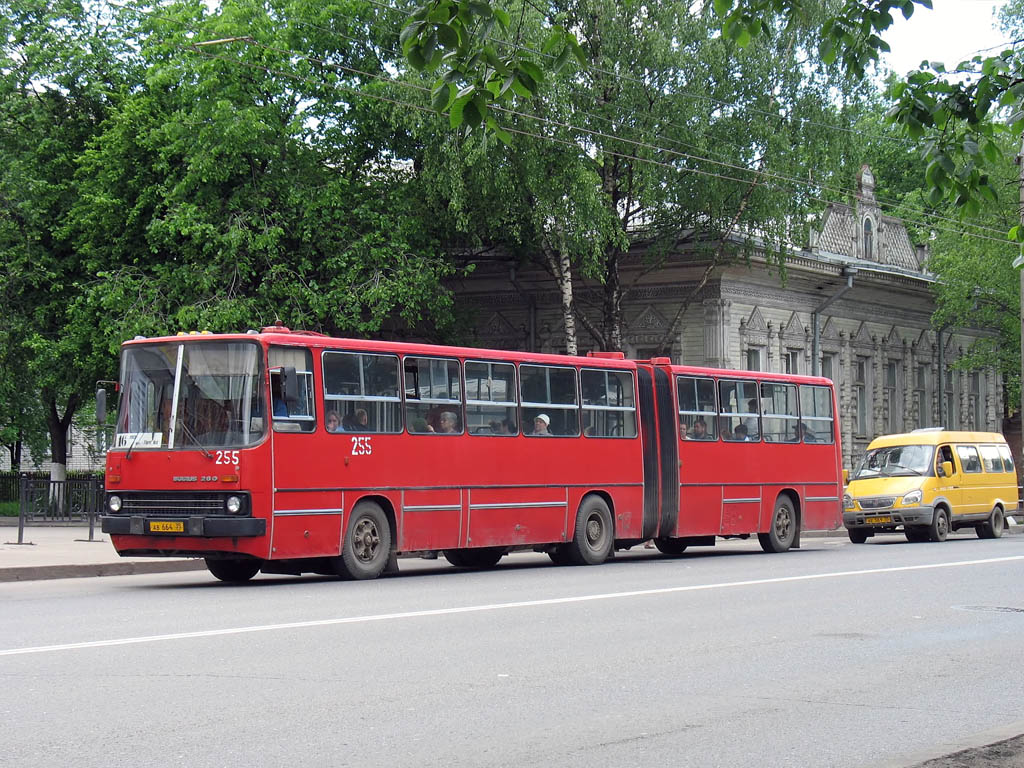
[101,515,266,538]
[843,506,934,530]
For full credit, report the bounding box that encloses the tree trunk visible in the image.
[43,391,79,483]
[544,237,578,355]
[601,249,624,352]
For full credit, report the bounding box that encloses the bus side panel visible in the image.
[468,487,568,547]
[270,490,343,559]
[400,488,463,551]
[677,444,724,536]
[653,367,679,537]
[801,483,843,530]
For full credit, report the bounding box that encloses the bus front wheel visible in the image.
[847,528,868,544]
[567,496,613,565]
[337,501,392,580]
[205,558,261,583]
[759,496,797,553]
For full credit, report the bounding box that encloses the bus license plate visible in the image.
[865,516,892,525]
[149,521,184,533]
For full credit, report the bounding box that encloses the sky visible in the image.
[881,0,1013,76]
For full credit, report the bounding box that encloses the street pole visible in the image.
[1016,140,1024,476]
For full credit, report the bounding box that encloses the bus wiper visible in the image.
[888,462,922,475]
[125,430,143,461]
[178,420,214,460]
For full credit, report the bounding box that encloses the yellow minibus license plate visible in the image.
[149,521,184,533]
[865,516,892,525]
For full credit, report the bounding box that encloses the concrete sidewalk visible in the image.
[1,517,1021,582]
[0,521,204,582]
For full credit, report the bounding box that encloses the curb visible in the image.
[0,559,206,583]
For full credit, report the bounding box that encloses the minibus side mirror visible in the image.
[282,366,298,403]
[96,388,107,426]
[842,468,849,484]
[940,461,953,478]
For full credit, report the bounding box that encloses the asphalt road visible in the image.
[2,534,1023,768]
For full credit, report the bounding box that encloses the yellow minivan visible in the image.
[843,429,1019,543]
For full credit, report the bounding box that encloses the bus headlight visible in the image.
[225,495,242,514]
[902,489,923,506]
[843,494,855,511]
[108,495,122,513]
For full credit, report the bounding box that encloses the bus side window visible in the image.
[269,347,316,433]
[520,364,579,436]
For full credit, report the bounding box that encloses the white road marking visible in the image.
[3,555,1023,657]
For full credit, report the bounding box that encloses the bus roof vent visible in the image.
[650,356,672,365]
[246,329,259,335]
[262,323,291,334]
[586,351,625,359]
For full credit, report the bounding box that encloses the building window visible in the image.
[970,371,981,429]
[820,353,835,382]
[863,217,874,259]
[854,358,868,436]
[884,361,899,433]
[784,350,800,375]
[745,347,762,372]
[915,365,928,429]
[944,369,956,429]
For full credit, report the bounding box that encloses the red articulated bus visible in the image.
[100,327,843,582]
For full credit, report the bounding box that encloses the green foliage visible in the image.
[401,0,584,134]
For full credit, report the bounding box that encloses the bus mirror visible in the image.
[940,461,953,478]
[282,366,298,403]
[842,468,849,484]
[96,388,107,426]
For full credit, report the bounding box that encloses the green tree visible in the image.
[0,0,133,478]
[407,0,876,353]
[70,0,460,348]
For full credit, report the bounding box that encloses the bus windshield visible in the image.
[852,444,934,479]
[114,341,265,450]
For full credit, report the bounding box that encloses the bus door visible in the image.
[268,345,343,559]
[675,373,725,536]
[935,443,962,516]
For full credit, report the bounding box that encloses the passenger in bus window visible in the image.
[796,422,817,442]
[679,422,688,440]
[533,413,552,436]
[733,424,750,441]
[691,419,710,440]
[326,411,342,433]
[438,411,459,433]
[343,408,368,432]
[743,400,760,439]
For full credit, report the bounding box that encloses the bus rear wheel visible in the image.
[759,496,797,553]
[567,496,613,565]
[977,506,1005,539]
[654,538,688,555]
[336,501,392,580]
[444,547,505,569]
[205,558,261,583]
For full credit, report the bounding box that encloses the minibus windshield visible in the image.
[852,444,934,480]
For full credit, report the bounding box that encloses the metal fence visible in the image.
[13,475,105,544]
